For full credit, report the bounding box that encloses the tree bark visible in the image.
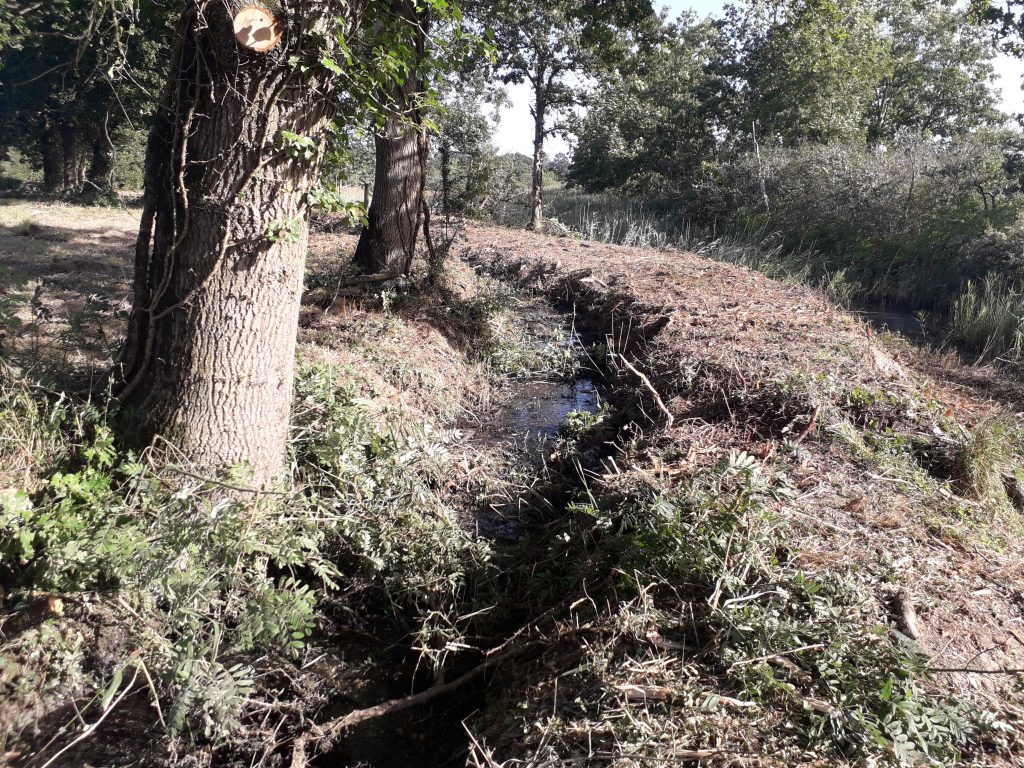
[353,0,428,277]
[60,117,81,195]
[40,117,63,195]
[116,0,338,486]
[84,131,115,202]
[439,142,452,215]
[528,93,546,232]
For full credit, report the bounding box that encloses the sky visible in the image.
[492,0,1024,156]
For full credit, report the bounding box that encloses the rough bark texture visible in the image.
[85,131,115,202]
[353,124,428,275]
[528,95,546,232]
[40,118,63,194]
[353,0,427,277]
[59,118,85,194]
[117,0,336,485]
[40,112,88,196]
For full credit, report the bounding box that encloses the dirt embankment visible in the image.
[460,225,1024,711]
[4,203,1024,766]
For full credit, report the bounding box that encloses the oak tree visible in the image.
[478,0,655,230]
[352,0,431,276]
[116,0,459,484]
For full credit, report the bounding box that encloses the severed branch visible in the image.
[290,617,593,768]
[290,664,490,768]
[617,354,674,428]
[289,638,544,768]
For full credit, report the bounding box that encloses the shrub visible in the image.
[948,274,1024,366]
[0,364,491,755]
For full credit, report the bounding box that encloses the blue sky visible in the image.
[493,1,1024,155]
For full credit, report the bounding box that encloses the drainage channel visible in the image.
[327,294,608,768]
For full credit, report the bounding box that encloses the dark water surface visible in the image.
[856,307,926,337]
[488,377,600,439]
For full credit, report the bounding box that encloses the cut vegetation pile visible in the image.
[458,225,1024,767]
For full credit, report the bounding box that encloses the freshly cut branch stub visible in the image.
[233,5,283,52]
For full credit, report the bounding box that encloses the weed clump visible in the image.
[948,274,1024,367]
[0,364,490,762]
[467,451,1003,767]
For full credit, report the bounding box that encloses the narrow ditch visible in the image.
[327,291,611,768]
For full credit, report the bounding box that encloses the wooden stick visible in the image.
[617,355,674,428]
[290,641,537,768]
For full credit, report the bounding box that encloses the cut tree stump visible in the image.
[233,4,284,52]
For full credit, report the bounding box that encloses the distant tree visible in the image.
[353,0,432,277]
[721,0,890,145]
[434,89,501,216]
[569,12,722,196]
[0,0,169,198]
[868,1,1000,142]
[547,152,571,179]
[477,0,656,230]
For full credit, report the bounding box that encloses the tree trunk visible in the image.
[353,0,428,277]
[528,95,546,232]
[353,126,428,276]
[40,117,63,195]
[60,117,80,195]
[84,132,115,202]
[116,0,337,486]
[439,143,452,215]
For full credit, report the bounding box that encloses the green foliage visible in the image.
[292,365,493,668]
[0,363,491,747]
[724,0,891,145]
[948,274,1024,365]
[468,0,657,222]
[552,403,613,460]
[972,0,1024,56]
[569,13,722,196]
[265,217,303,244]
[0,0,171,196]
[571,0,1000,197]
[432,86,504,217]
[724,137,1024,308]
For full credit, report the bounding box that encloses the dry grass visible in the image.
[460,224,1024,762]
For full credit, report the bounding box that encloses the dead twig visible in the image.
[616,354,674,428]
[793,407,821,445]
[289,622,590,768]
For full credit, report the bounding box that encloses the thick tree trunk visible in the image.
[353,0,427,277]
[528,96,546,232]
[40,118,63,195]
[84,133,115,202]
[353,125,428,276]
[116,0,336,485]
